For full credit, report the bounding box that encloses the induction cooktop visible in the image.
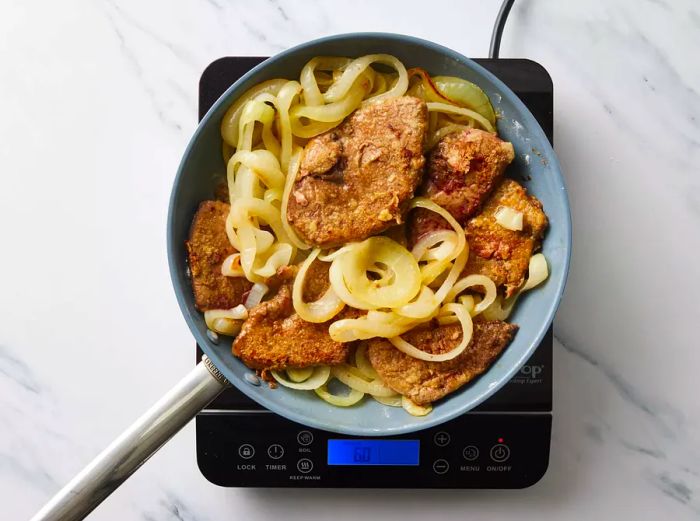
[196,56,554,489]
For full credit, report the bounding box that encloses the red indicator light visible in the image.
[497,437,504,443]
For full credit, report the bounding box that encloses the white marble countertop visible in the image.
[2,0,699,519]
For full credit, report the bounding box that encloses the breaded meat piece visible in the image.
[232,262,352,371]
[424,129,514,224]
[263,261,329,301]
[366,321,518,405]
[462,179,548,297]
[410,129,514,244]
[186,201,252,311]
[287,96,428,248]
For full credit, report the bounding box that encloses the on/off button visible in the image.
[490,444,511,463]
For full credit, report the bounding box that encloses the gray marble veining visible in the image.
[1,0,699,519]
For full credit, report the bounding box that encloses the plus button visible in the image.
[433,431,451,447]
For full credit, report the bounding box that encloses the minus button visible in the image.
[432,459,449,474]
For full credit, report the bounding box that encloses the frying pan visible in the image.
[32,33,571,521]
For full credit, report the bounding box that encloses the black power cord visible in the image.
[489,0,515,59]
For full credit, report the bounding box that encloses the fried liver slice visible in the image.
[232,263,352,371]
[462,178,548,297]
[410,129,514,244]
[186,200,252,311]
[286,96,428,248]
[366,321,518,405]
[410,172,547,298]
[426,129,515,223]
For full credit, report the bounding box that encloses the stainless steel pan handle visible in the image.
[30,356,229,521]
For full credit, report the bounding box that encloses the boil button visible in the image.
[297,430,314,446]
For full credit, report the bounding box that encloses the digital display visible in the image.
[327,439,420,466]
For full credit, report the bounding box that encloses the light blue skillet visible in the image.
[33,33,571,521]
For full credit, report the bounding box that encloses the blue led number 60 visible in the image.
[353,447,371,462]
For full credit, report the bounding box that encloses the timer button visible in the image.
[490,444,510,463]
[267,444,284,459]
[297,458,314,473]
[432,459,449,474]
[297,430,314,446]
[462,445,479,461]
[238,444,255,459]
[433,431,450,447]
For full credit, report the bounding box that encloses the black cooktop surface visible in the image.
[196,57,554,488]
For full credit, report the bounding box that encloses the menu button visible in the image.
[462,445,479,461]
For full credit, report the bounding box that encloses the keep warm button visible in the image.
[489,444,511,463]
[297,458,314,474]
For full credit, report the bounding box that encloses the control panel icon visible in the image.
[432,459,449,474]
[490,444,511,463]
[297,430,314,446]
[433,431,450,447]
[297,458,314,473]
[238,444,255,459]
[267,444,284,459]
[462,445,479,461]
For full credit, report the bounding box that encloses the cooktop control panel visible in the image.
[197,412,551,488]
